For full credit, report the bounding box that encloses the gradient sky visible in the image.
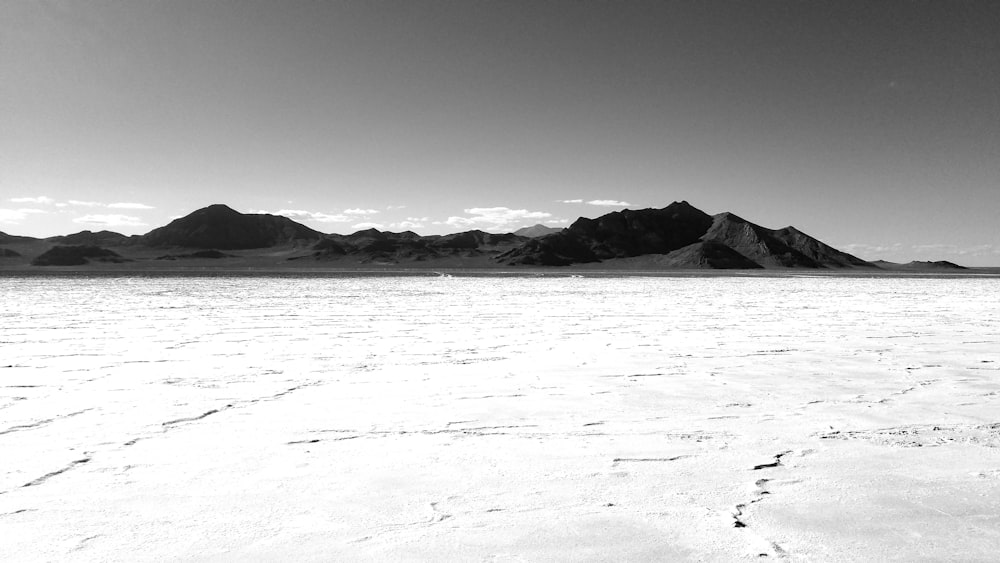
[2,1,998,264]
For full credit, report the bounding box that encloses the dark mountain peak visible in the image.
[347,228,385,239]
[140,204,323,249]
[500,202,715,265]
[202,203,240,214]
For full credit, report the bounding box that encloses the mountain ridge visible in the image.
[0,202,975,270]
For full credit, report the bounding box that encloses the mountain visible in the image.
[498,202,876,269]
[47,230,132,246]
[1,248,22,258]
[0,231,38,244]
[499,201,714,265]
[514,224,562,238]
[303,228,527,264]
[140,204,323,249]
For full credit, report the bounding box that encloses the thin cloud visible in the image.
[108,202,155,210]
[254,209,350,223]
[586,199,631,206]
[558,199,584,204]
[0,208,47,223]
[67,200,102,207]
[73,214,147,228]
[443,207,554,231]
[390,217,429,231]
[344,208,380,215]
[10,196,55,205]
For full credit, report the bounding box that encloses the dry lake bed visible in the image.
[2,272,999,561]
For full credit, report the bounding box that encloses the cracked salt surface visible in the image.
[2,274,1000,561]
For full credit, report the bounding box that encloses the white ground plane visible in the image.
[2,274,999,561]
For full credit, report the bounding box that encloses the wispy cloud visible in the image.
[0,208,47,224]
[390,217,430,231]
[11,197,155,211]
[557,199,631,206]
[344,208,380,215]
[10,196,55,205]
[260,209,351,223]
[586,199,631,206]
[442,207,554,231]
[73,214,147,228]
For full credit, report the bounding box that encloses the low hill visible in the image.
[1,248,22,258]
[302,228,527,264]
[514,224,562,238]
[140,204,323,249]
[873,260,968,271]
[0,231,38,244]
[47,230,132,246]
[31,245,131,266]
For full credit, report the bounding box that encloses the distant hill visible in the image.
[498,201,877,269]
[514,224,562,238]
[140,204,323,249]
[872,260,968,271]
[31,245,130,266]
[47,230,132,246]
[303,228,527,264]
[0,231,38,244]
[1,248,22,258]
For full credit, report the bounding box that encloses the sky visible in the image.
[2,1,998,265]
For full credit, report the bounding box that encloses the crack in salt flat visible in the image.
[162,408,225,427]
[22,457,91,488]
[753,451,792,471]
[613,455,694,464]
[819,422,1000,448]
[0,409,92,436]
[730,473,789,557]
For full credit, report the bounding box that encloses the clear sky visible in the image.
[2,1,998,265]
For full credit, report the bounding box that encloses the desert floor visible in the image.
[2,273,999,561]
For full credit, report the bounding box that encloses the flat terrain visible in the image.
[2,274,999,561]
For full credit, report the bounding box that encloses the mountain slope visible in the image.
[140,204,323,249]
[498,202,877,269]
[499,201,714,265]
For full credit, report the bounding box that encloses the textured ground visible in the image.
[2,273,999,561]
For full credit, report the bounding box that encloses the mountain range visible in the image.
[0,202,971,270]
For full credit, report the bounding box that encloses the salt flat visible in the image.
[2,273,999,561]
